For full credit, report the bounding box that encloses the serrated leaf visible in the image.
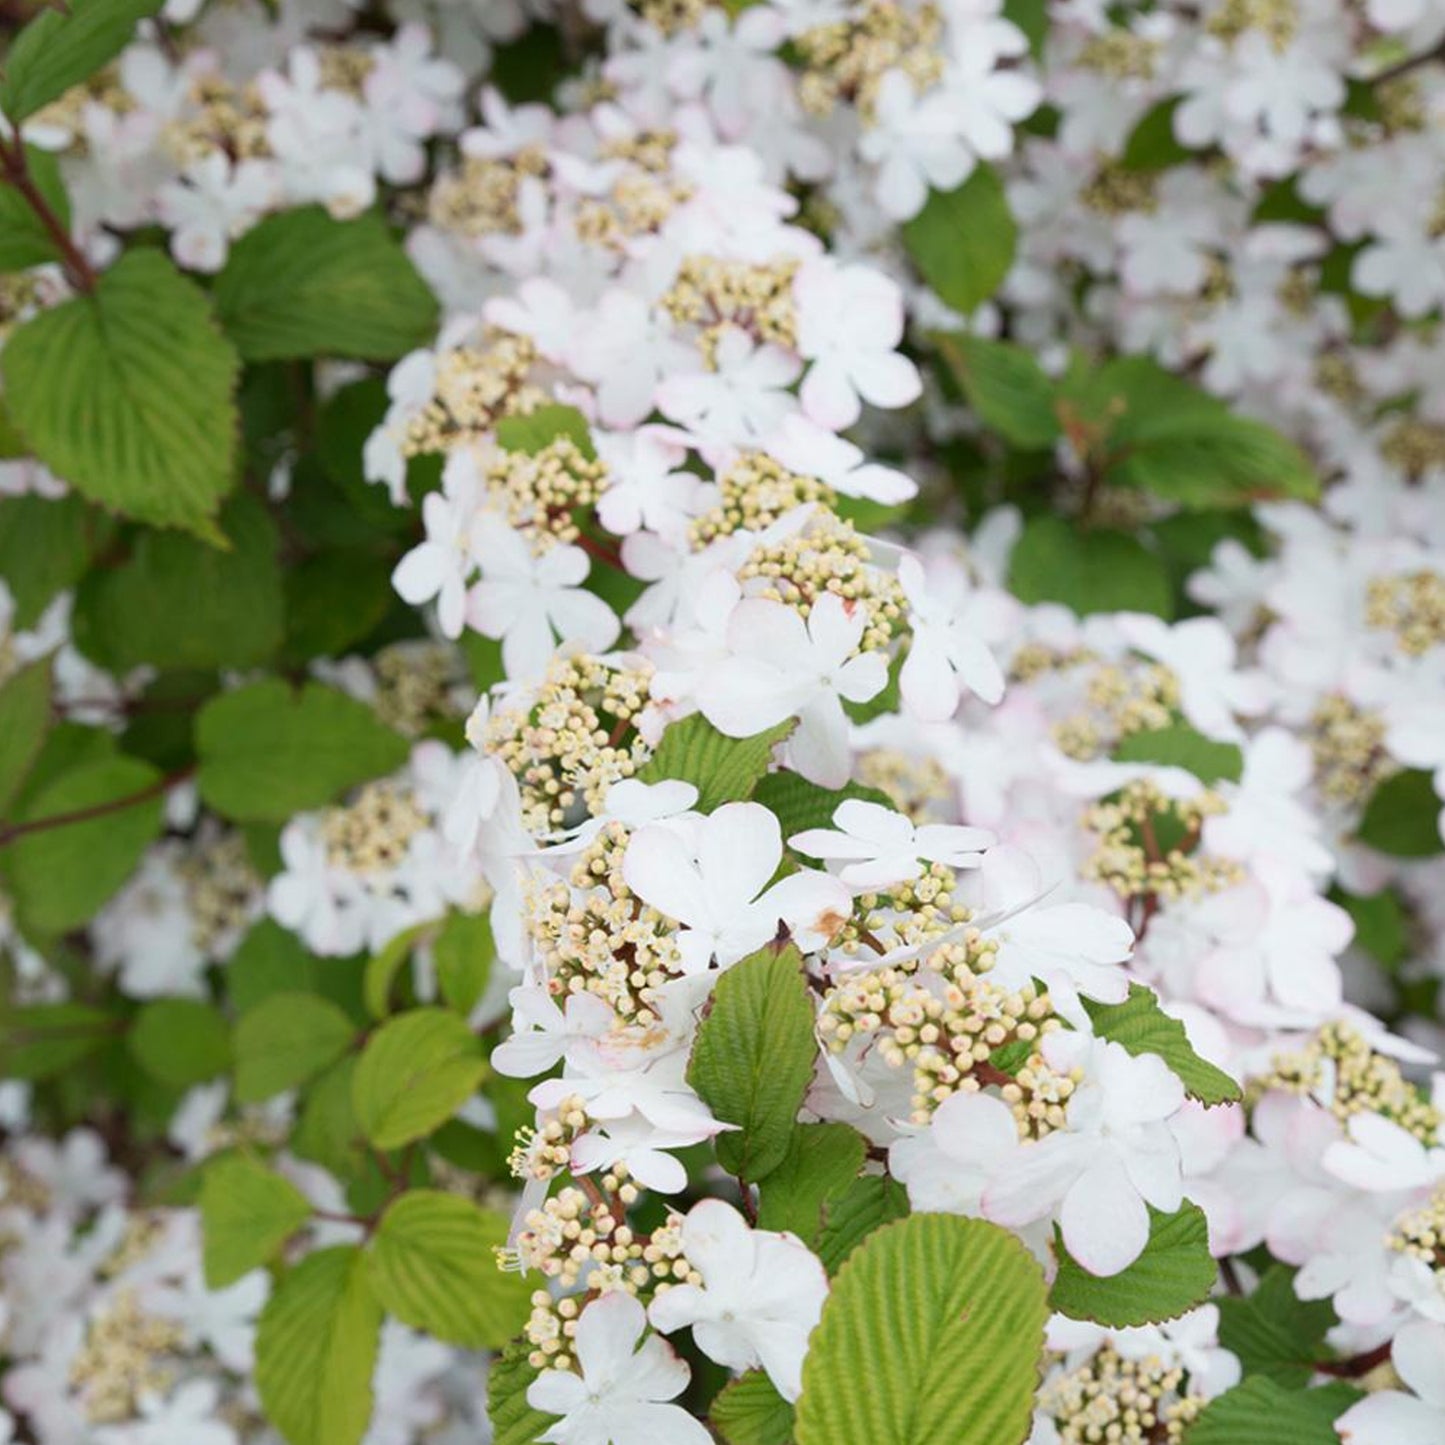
[293,1057,365,1179]
[1,249,238,540]
[129,999,231,1088]
[752,772,896,842]
[487,1343,554,1445]
[0,147,72,270]
[0,657,51,810]
[1051,1202,1215,1327]
[227,918,321,1013]
[495,404,597,459]
[933,333,1060,448]
[363,923,428,1021]
[1215,1266,1336,1387]
[815,1175,910,1276]
[687,944,817,1181]
[5,755,164,932]
[757,1123,867,1245]
[233,992,356,1103]
[368,1192,531,1348]
[0,0,162,122]
[75,493,283,672]
[255,1245,381,1445]
[1183,1378,1362,1445]
[196,679,409,823]
[1009,516,1174,619]
[1083,985,1242,1106]
[640,714,794,812]
[200,1153,312,1288]
[1357,769,1442,858]
[0,1001,117,1080]
[352,1008,486,1151]
[795,1215,1048,1445]
[214,207,438,362]
[712,1370,795,1445]
[434,909,495,1015]
[902,166,1017,315]
[1114,725,1244,785]
[0,492,113,629]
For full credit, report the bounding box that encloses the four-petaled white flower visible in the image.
[1335,1322,1445,1445]
[791,798,993,890]
[898,553,1007,722]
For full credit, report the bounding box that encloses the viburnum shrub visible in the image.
[5,2,1445,1444]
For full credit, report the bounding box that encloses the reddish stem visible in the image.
[0,767,194,849]
[0,131,97,294]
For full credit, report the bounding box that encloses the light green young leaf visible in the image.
[494,404,597,459]
[1114,725,1244,785]
[815,1175,910,1277]
[227,919,321,1014]
[292,1057,365,1179]
[687,944,818,1181]
[487,1343,554,1445]
[201,1153,312,1288]
[196,679,409,823]
[363,923,429,1021]
[711,1370,795,1445]
[1050,1202,1216,1327]
[213,207,438,362]
[639,714,794,812]
[0,492,113,629]
[369,1192,531,1348]
[1,249,239,541]
[1184,1378,1362,1445]
[352,1008,486,1151]
[1082,984,1242,1106]
[1008,516,1174,619]
[434,910,495,1015]
[795,1215,1048,1445]
[129,999,232,1088]
[901,166,1017,315]
[233,992,356,1103]
[255,1246,382,1445]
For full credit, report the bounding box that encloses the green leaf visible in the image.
[1,249,239,541]
[933,333,1060,448]
[1114,725,1244,785]
[751,772,897,841]
[1357,769,1442,858]
[0,1000,116,1080]
[0,492,113,628]
[795,1215,1048,1445]
[75,494,283,671]
[233,992,356,1103]
[129,999,232,1088]
[369,1192,531,1348]
[292,1057,366,1179]
[228,918,321,1013]
[815,1175,910,1276]
[213,207,438,362]
[1333,888,1408,971]
[0,147,71,270]
[1119,98,1192,171]
[0,0,162,122]
[363,923,428,1021]
[687,945,818,1181]
[495,404,597,460]
[1051,1202,1216,1327]
[255,1245,381,1445]
[281,549,396,665]
[1184,1378,1362,1445]
[196,679,409,823]
[757,1123,867,1245]
[1215,1266,1336,1387]
[0,658,51,811]
[200,1153,312,1288]
[902,167,1017,315]
[639,715,794,812]
[434,910,496,1015]
[5,755,164,932]
[1009,516,1173,619]
[712,1371,795,1445]
[352,1008,486,1151]
[1083,984,1242,1106]
[487,1343,554,1445]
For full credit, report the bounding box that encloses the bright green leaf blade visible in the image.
[687,944,818,1181]
[227,918,321,1013]
[711,1370,795,1445]
[639,714,794,811]
[751,772,896,841]
[201,1153,313,1288]
[795,1214,1048,1445]
[129,999,232,1088]
[232,992,357,1103]
[434,910,495,1015]
[1050,1202,1216,1327]
[1008,516,1174,619]
[292,1057,366,1179]
[5,755,164,932]
[487,1342,554,1445]
[369,1191,531,1348]
[1114,725,1244,785]
[213,207,438,362]
[255,1245,381,1445]
[0,492,113,629]
[363,923,428,1021]
[1184,1378,1362,1445]
[902,166,1017,315]
[933,333,1060,448]
[1,249,239,540]
[756,1123,867,1245]
[1082,985,1242,1106]
[0,147,72,269]
[495,404,597,459]
[815,1175,910,1276]
[0,657,51,811]
[196,679,409,823]
[352,1008,486,1151]
[1215,1266,1337,1387]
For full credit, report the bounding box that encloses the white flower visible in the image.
[594,427,713,541]
[1336,1321,1445,1444]
[526,1292,710,1445]
[696,592,889,788]
[390,456,481,638]
[791,798,993,890]
[155,152,276,273]
[622,801,851,972]
[466,514,620,678]
[491,987,615,1078]
[647,1199,829,1402]
[898,553,1007,721]
[766,414,916,505]
[655,325,801,449]
[1322,1111,1445,1193]
[93,1380,237,1445]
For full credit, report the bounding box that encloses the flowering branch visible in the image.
[0,767,194,849]
[0,130,97,294]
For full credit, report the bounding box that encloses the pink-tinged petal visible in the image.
[933,1090,1023,1169]
[947,630,1006,705]
[801,360,861,430]
[535,541,591,588]
[628,1146,690,1193]
[1061,1164,1151,1276]
[983,1133,1093,1225]
[1336,1391,1445,1444]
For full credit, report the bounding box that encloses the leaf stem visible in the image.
[0,130,97,294]
[0,766,194,849]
